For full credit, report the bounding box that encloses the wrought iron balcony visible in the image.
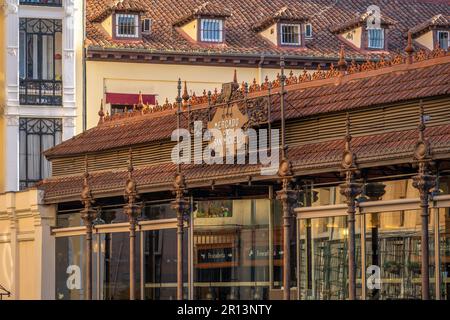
[19,0,62,6]
[20,79,63,106]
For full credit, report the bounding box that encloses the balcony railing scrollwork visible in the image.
[20,79,63,106]
[19,0,62,6]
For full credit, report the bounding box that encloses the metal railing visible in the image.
[19,79,63,106]
[19,0,62,6]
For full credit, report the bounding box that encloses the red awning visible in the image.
[105,93,156,105]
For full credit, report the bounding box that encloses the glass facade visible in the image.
[53,176,450,300]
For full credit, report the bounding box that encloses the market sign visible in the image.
[207,103,249,155]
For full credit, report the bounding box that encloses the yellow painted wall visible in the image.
[100,15,113,38]
[415,30,434,50]
[84,61,294,131]
[0,189,57,300]
[341,26,362,48]
[259,24,278,46]
[181,19,198,41]
[0,12,5,192]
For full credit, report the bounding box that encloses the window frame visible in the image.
[280,23,302,46]
[367,28,385,50]
[114,13,140,39]
[19,118,63,190]
[305,23,313,38]
[437,30,449,50]
[18,18,63,106]
[199,18,224,43]
[141,18,152,34]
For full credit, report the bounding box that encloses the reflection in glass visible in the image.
[438,206,450,299]
[142,203,176,220]
[55,235,87,300]
[193,199,275,300]
[143,229,188,300]
[302,179,423,208]
[99,232,140,300]
[365,210,435,299]
[299,216,362,300]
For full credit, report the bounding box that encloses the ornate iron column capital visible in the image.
[412,102,436,199]
[80,155,96,224]
[124,148,141,220]
[171,173,190,219]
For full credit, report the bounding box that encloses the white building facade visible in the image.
[1,0,82,192]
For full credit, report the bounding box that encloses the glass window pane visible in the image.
[439,206,450,299]
[281,24,300,45]
[19,118,62,189]
[365,209,435,299]
[201,19,222,42]
[55,235,87,300]
[99,232,140,300]
[143,229,188,300]
[299,215,362,299]
[193,199,276,300]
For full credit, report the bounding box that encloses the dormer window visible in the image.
[172,2,230,44]
[254,7,308,48]
[115,13,139,38]
[305,23,313,38]
[437,31,449,50]
[368,28,384,49]
[200,19,223,42]
[280,23,301,45]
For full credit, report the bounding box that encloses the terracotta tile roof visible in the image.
[329,11,396,34]
[86,0,450,60]
[409,14,450,37]
[173,2,232,27]
[44,54,450,158]
[253,6,310,32]
[91,0,146,22]
[289,124,450,170]
[40,124,450,202]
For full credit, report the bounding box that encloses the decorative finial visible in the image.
[134,91,145,111]
[182,81,189,106]
[418,100,425,142]
[83,154,89,180]
[233,69,238,84]
[338,44,347,71]
[81,155,94,213]
[127,147,134,175]
[125,147,137,200]
[177,78,182,105]
[98,99,105,124]
[341,113,356,171]
[405,31,414,64]
[345,112,352,146]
